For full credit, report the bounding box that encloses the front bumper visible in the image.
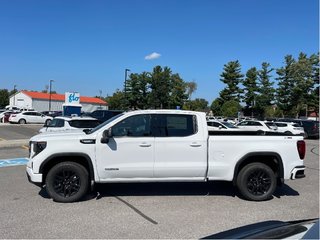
[26,166,43,187]
[290,166,306,180]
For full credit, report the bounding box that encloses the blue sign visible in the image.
[65,92,80,105]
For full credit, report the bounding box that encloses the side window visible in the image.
[251,121,262,126]
[153,114,196,137]
[112,114,151,137]
[238,121,248,126]
[91,111,103,118]
[47,119,65,127]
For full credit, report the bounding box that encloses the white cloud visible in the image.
[145,52,161,60]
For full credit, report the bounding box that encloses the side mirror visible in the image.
[101,128,112,144]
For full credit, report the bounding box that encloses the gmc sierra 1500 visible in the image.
[27,110,306,202]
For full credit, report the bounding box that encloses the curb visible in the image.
[0,139,29,148]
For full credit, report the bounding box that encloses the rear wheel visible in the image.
[45,162,89,203]
[19,119,26,124]
[284,131,292,135]
[236,162,276,201]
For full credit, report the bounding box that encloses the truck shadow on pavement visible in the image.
[91,181,299,201]
[38,182,299,201]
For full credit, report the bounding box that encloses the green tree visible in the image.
[219,60,244,103]
[0,89,9,108]
[276,55,296,116]
[308,53,319,115]
[210,98,223,116]
[221,100,241,117]
[149,66,171,109]
[186,98,208,111]
[291,53,317,117]
[105,90,126,110]
[256,62,274,117]
[169,73,188,109]
[243,67,258,116]
[126,72,150,109]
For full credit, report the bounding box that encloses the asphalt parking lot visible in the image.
[0,124,319,238]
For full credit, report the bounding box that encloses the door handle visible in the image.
[139,143,151,147]
[190,143,202,147]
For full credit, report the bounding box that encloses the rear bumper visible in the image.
[26,166,43,187]
[290,166,306,180]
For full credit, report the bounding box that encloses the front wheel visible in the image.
[45,162,89,203]
[236,162,277,201]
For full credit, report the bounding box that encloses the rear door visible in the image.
[153,114,207,178]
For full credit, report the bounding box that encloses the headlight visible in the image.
[32,141,47,157]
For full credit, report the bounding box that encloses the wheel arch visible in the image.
[232,152,284,186]
[39,153,95,186]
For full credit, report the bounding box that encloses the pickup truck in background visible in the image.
[26,110,306,202]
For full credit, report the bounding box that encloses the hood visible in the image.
[30,130,88,142]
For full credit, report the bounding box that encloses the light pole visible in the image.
[49,80,54,112]
[99,90,102,108]
[124,69,130,108]
[13,85,17,106]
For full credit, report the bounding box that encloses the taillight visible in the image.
[297,140,306,160]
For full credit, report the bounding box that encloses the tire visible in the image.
[19,119,26,124]
[236,162,277,201]
[45,162,89,203]
[45,119,51,125]
[284,131,292,135]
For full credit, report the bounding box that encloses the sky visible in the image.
[0,0,319,104]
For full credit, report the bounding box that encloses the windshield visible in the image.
[88,113,124,134]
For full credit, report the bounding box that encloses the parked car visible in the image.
[87,110,123,123]
[39,116,101,133]
[0,110,17,123]
[280,119,319,139]
[201,218,319,239]
[9,111,52,124]
[41,111,63,118]
[293,120,319,139]
[207,120,239,131]
[271,122,305,136]
[236,120,277,132]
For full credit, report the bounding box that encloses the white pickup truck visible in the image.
[26,110,306,202]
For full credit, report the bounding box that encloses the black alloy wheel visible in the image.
[46,162,89,203]
[246,169,272,196]
[237,162,276,201]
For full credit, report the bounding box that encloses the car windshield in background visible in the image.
[266,122,277,128]
[223,122,237,128]
[88,113,124,134]
[69,120,100,128]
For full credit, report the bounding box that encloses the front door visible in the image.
[95,114,154,180]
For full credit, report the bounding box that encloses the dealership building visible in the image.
[9,90,107,112]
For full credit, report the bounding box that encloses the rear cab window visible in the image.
[152,114,197,137]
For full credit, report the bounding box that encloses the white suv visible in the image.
[273,122,305,136]
[39,116,100,133]
[236,120,277,132]
[9,111,52,124]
